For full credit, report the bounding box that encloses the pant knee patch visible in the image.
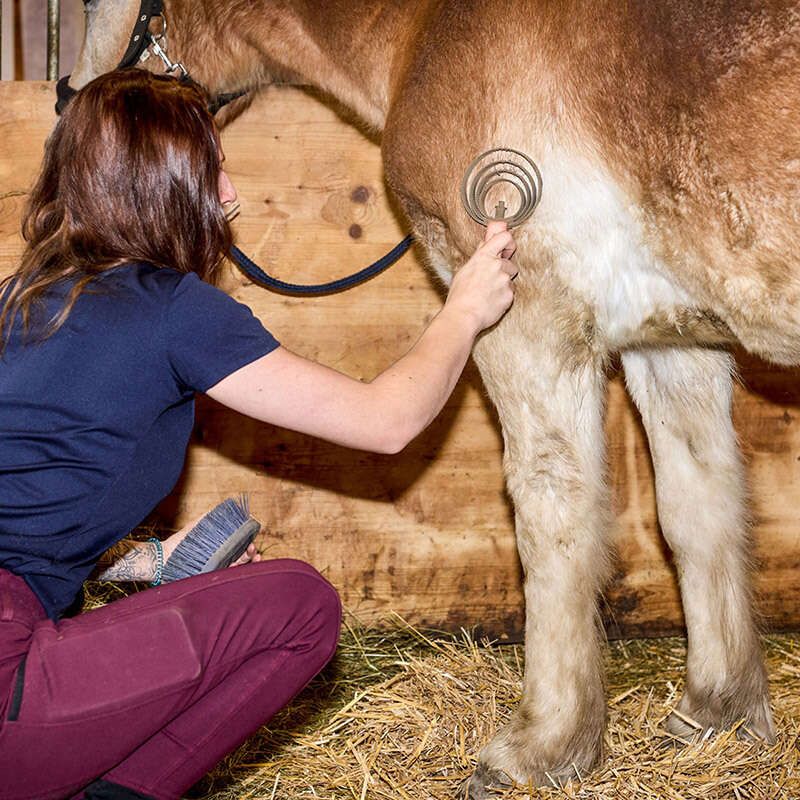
[25,608,201,723]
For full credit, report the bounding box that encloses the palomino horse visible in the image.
[65,1,798,794]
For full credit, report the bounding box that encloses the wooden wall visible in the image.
[1,0,85,80]
[2,82,800,638]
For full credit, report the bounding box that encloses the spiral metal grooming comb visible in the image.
[461,147,543,228]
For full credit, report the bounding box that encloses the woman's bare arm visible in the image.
[207,223,516,453]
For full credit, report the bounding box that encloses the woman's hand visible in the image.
[443,221,517,334]
[231,542,261,567]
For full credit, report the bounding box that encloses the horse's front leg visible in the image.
[622,347,774,742]
[467,301,611,795]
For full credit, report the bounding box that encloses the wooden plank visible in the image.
[1,82,799,637]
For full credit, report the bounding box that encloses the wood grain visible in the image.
[2,82,799,637]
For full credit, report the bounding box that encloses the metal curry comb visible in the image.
[461,147,543,227]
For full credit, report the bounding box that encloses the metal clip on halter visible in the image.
[461,147,543,228]
[144,16,189,78]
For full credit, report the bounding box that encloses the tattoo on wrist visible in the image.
[94,540,158,582]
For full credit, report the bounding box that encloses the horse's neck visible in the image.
[171,0,420,130]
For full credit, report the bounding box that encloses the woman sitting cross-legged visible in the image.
[0,69,516,800]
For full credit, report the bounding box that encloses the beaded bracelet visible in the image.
[148,537,164,586]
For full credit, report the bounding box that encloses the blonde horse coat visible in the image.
[70,1,798,794]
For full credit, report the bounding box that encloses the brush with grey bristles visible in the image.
[161,495,261,582]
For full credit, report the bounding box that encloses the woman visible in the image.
[0,70,516,800]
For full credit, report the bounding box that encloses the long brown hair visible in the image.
[0,69,232,348]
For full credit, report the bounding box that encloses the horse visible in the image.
[65,1,800,794]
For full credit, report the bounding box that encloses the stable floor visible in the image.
[82,580,800,800]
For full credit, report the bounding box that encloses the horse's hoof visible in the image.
[464,764,511,799]
[665,710,706,742]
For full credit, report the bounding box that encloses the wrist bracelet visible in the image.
[148,537,164,586]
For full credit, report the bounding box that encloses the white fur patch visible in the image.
[530,146,693,347]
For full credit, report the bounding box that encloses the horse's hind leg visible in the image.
[622,347,774,742]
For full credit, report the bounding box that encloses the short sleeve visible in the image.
[164,272,280,393]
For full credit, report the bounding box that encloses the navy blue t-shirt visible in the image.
[0,263,279,619]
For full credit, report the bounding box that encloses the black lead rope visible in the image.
[229,236,415,296]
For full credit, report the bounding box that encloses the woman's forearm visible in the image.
[368,305,480,452]
[93,539,157,582]
[206,224,516,455]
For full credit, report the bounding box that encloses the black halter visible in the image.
[116,0,165,70]
[56,0,162,114]
[55,0,245,116]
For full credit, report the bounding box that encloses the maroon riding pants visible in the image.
[0,559,341,800]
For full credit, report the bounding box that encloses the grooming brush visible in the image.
[161,495,261,582]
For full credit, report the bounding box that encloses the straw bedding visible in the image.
[83,583,799,799]
[174,612,799,800]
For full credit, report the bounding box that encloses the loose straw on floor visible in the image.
[138,601,794,800]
